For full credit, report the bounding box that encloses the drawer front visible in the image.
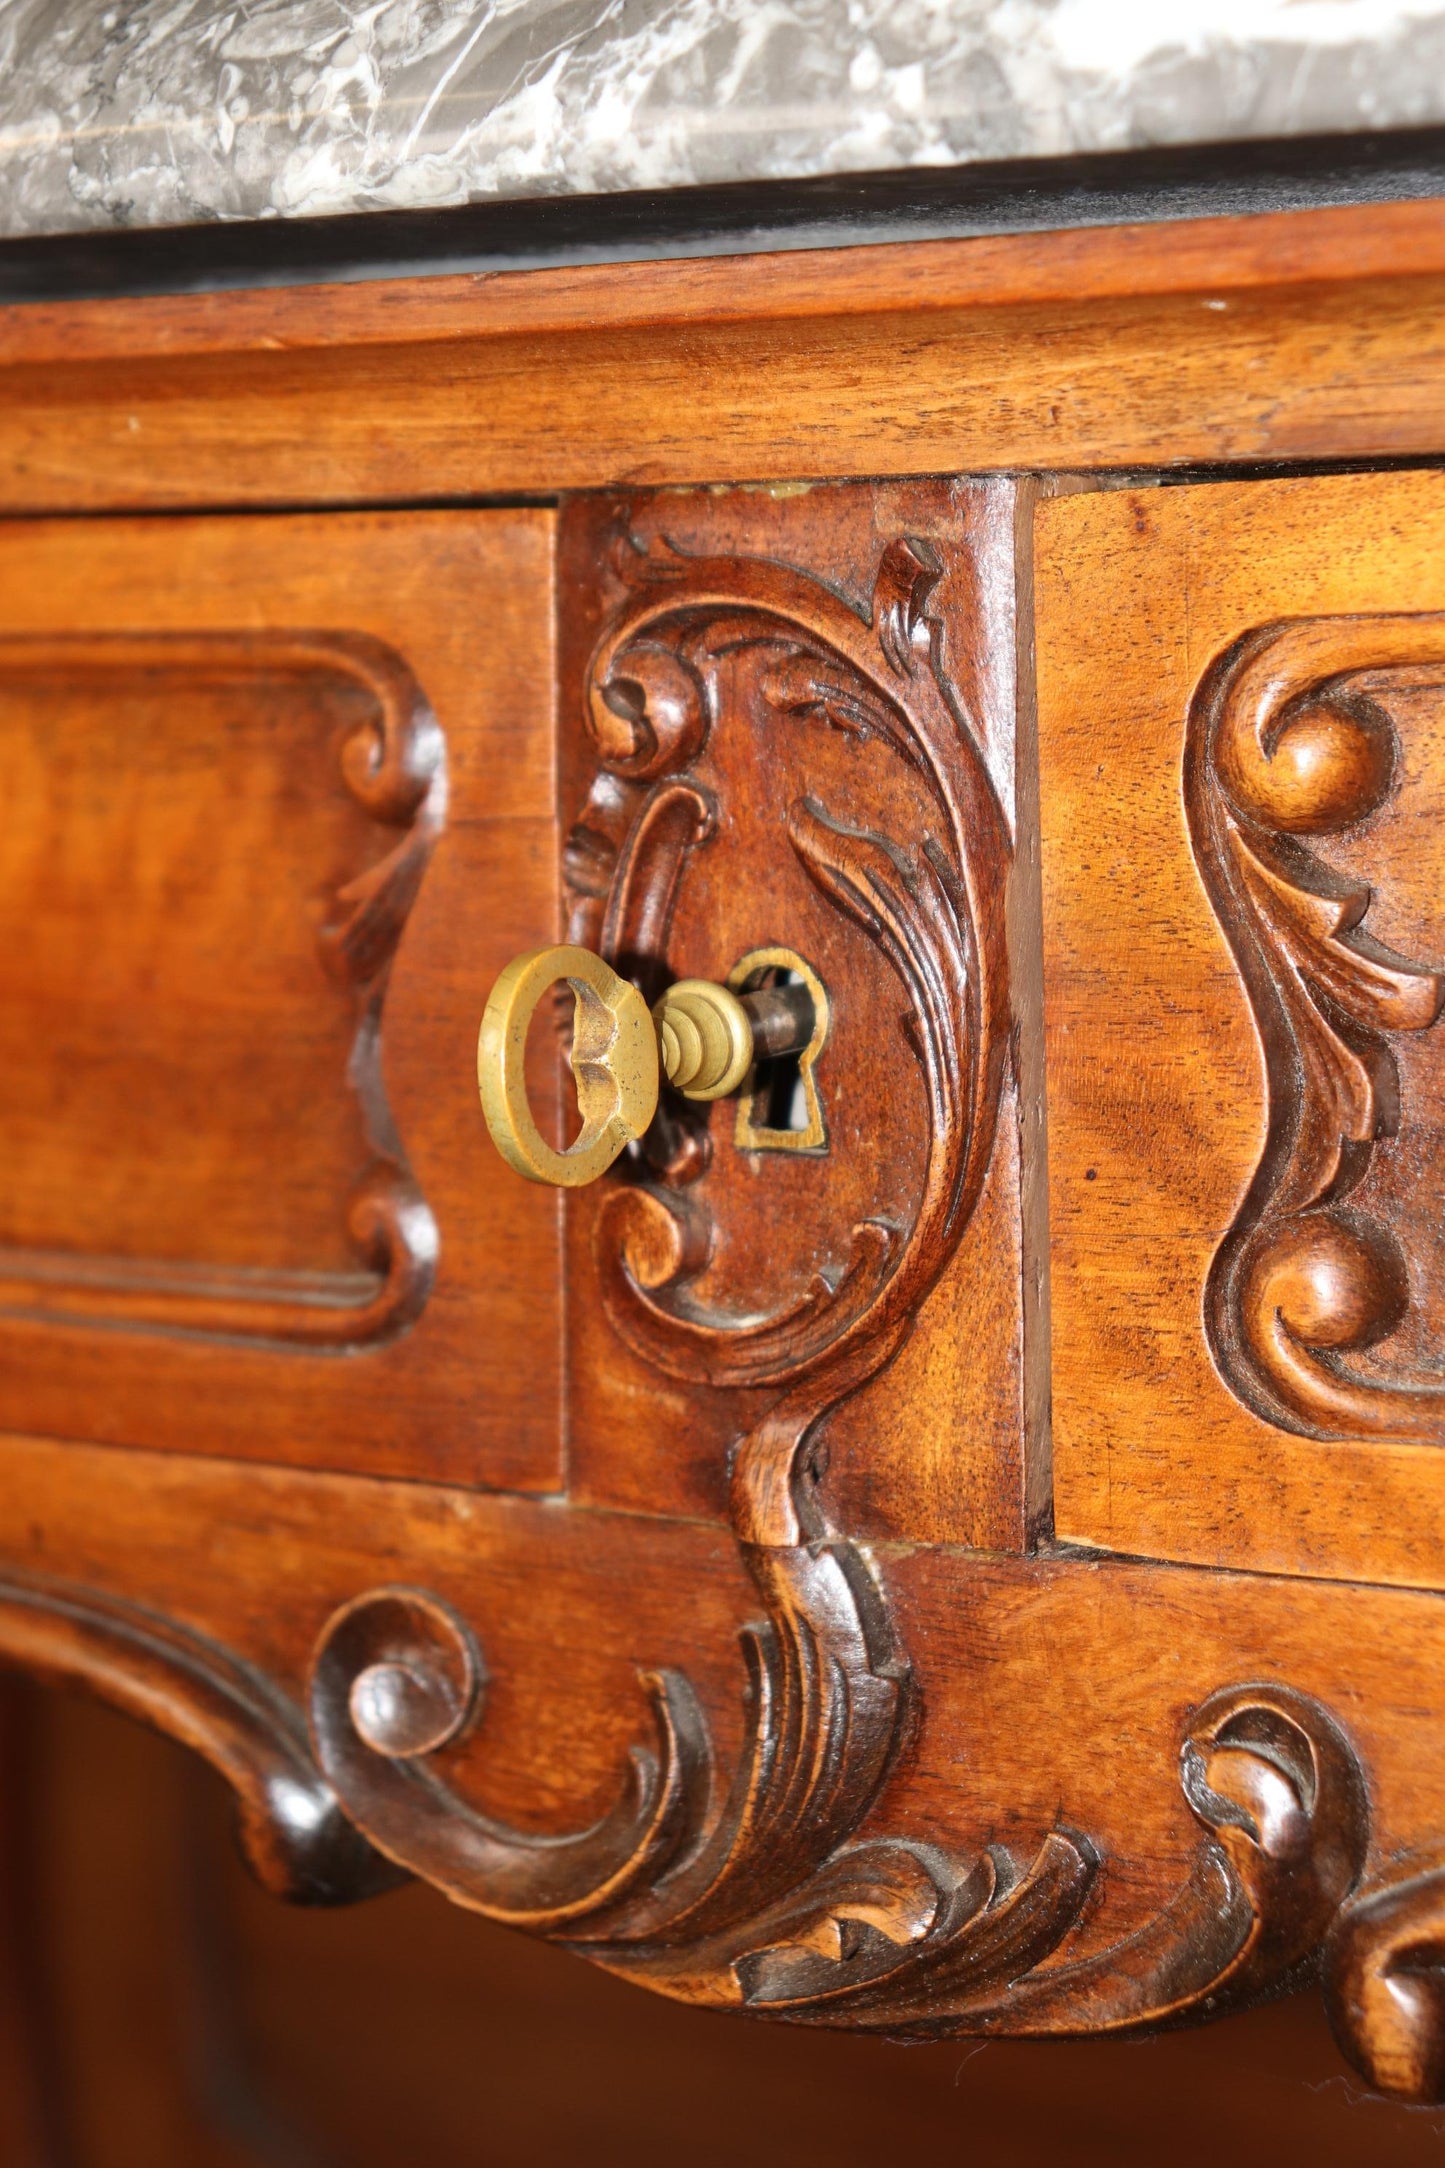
[0,508,562,1489]
[1039,469,1445,1588]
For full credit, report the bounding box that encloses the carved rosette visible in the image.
[1188,616,1445,1440]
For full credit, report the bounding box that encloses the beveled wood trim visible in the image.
[0,198,1442,368]
[6,202,1445,511]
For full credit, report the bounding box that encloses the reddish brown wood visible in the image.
[8,288,1445,2102]
[1,1427,1445,2083]
[1039,469,1445,1591]
[0,1570,393,1905]
[1190,616,1445,1441]
[0,507,564,1490]
[559,481,1034,1549]
[0,631,440,1348]
[6,203,1445,509]
[5,198,1445,370]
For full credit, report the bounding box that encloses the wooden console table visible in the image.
[4,193,1445,2100]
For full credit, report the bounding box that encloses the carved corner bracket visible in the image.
[1188,615,1445,1441]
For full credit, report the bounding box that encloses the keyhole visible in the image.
[755,972,810,1133]
[728,948,830,1156]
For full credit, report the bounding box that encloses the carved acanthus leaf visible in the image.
[1223,823,1442,1212]
[301,538,1379,2048]
[1190,617,1445,1439]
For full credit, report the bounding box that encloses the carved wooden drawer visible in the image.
[9,205,1445,2111]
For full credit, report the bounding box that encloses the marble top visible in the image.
[3,0,1445,240]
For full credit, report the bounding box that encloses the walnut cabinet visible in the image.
[6,198,1445,2102]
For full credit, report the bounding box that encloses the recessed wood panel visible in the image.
[0,510,562,1491]
[1038,469,1445,1590]
[0,635,419,1317]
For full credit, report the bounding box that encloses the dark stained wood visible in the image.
[0,1681,64,2168]
[1038,469,1445,1590]
[6,202,1445,508]
[0,508,564,1491]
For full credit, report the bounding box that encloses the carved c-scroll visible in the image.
[0,1568,397,1905]
[304,535,1374,2045]
[1188,616,1445,1439]
[0,632,441,1351]
[308,1575,1367,2034]
[568,538,1012,1565]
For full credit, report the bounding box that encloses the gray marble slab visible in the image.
[3,0,1445,239]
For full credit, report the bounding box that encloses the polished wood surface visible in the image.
[4,202,1445,508]
[557,480,1034,1546]
[8,203,1445,2108]
[8,197,1445,367]
[0,1424,1444,2086]
[0,508,562,1489]
[1038,469,1445,1589]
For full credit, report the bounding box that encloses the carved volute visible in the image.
[12,470,1445,2115]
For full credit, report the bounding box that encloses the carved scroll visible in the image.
[1326,1857,1445,2099]
[309,1574,1368,2032]
[1188,616,1445,1439]
[574,537,1011,1459]
[0,1568,397,1905]
[304,531,1377,2047]
[0,632,441,1351]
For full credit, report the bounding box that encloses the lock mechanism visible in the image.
[477,944,817,1187]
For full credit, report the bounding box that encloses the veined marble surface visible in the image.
[2,0,1445,238]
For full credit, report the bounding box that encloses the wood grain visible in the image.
[7,205,1445,507]
[1037,468,1445,1588]
[5,1430,1445,2083]
[0,508,564,1490]
[4,199,1444,368]
[556,481,1033,1548]
[12,239,1445,2085]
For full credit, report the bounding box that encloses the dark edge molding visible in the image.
[4,125,1445,307]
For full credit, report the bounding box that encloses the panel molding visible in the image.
[1188,615,1445,1439]
[0,630,441,1350]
